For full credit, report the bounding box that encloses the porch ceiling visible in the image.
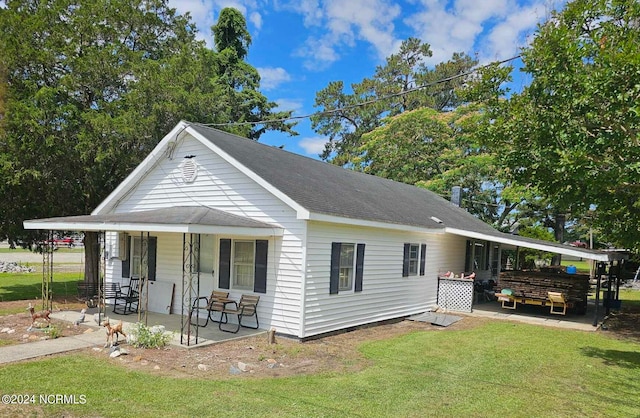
[23,206,284,237]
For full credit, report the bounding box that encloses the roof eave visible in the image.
[307,212,445,234]
[23,220,283,237]
[445,227,624,262]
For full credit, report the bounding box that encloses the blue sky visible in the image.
[166,0,566,157]
[1,0,565,157]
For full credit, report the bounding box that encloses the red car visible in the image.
[44,237,76,248]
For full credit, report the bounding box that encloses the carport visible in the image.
[445,227,629,327]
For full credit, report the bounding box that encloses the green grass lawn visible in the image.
[0,272,82,313]
[0,321,638,417]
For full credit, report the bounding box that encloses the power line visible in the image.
[202,55,522,128]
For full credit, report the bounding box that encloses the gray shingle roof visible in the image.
[189,122,498,234]
[30,206,277,229]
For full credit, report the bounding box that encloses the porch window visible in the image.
[131,236,142,278]
[199,234,214,275]
[233,241,255,290]
[465,239,487,272]
[124,235,157,281]
[218,239,268,294]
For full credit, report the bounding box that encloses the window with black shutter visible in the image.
[218,238,268,293]
[330,242,364,294]
[404,243,426,277]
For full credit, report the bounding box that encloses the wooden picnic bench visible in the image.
[219,294,260,333]
[189,290,231,327]
[496,291,569,315]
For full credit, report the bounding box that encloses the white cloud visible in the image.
[288,0,402,70]
[484,3,549,61]
[168,0,217,45]
[299,136,328,155]
[404,0,559,65]
[168,0,262,47]
[272,98,304,113]
[257,67,292,90]
[249,11,263,30]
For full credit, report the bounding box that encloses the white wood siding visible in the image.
[303,221,450,338]
[103,135,306,336]
[433,233,468,277]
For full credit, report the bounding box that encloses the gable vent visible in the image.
[181,157,198,183]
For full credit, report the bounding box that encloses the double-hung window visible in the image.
[338,243,355,291]
[330,242,365,294]
[403,243,427,277]
[408,244,420,275]
[233,241,255,290]
[218,239,268,294]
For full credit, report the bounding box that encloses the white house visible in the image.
[25,121,622,341]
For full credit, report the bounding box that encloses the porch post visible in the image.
[605,261,614,316]
[98,231,106,326]
[614,259,623,305]
[592,261,605,326]
[41,230,54,311]
[138,232,149,325]
[181,233,200,346]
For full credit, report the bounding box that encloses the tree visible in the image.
[0,2,296,282]
[484,0,640,251]
[312,38,477,166]
[209,8,295,139]
[359,104,524,226]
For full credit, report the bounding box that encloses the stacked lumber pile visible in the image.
[498,270,589,302]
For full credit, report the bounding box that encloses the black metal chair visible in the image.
[113,277,142,315]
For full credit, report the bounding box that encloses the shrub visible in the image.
[45,325,61,339]
[128,323,172,349]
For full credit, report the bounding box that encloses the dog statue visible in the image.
[74,308,87,326]
[27,303,51,330]
[102,318,126,347]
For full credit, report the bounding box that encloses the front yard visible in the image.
[0,301,639,417]
[1,266,639,417]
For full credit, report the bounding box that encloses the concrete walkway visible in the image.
[0,327,105,365]
[0,309,265,365]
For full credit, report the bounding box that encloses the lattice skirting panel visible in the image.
[437,278,473,313]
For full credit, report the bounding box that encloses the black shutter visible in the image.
[219,239,231,289]
[484,241,490,271]
[355,243,365,292]
[419,244,426,276]
[330,242,341,294]
[402,243,410,277]
[121,236,130,278]
[254,240,268,294]
[148,236,157,281]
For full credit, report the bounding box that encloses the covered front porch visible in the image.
[52,305,265,347]
[24,206,284,346]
